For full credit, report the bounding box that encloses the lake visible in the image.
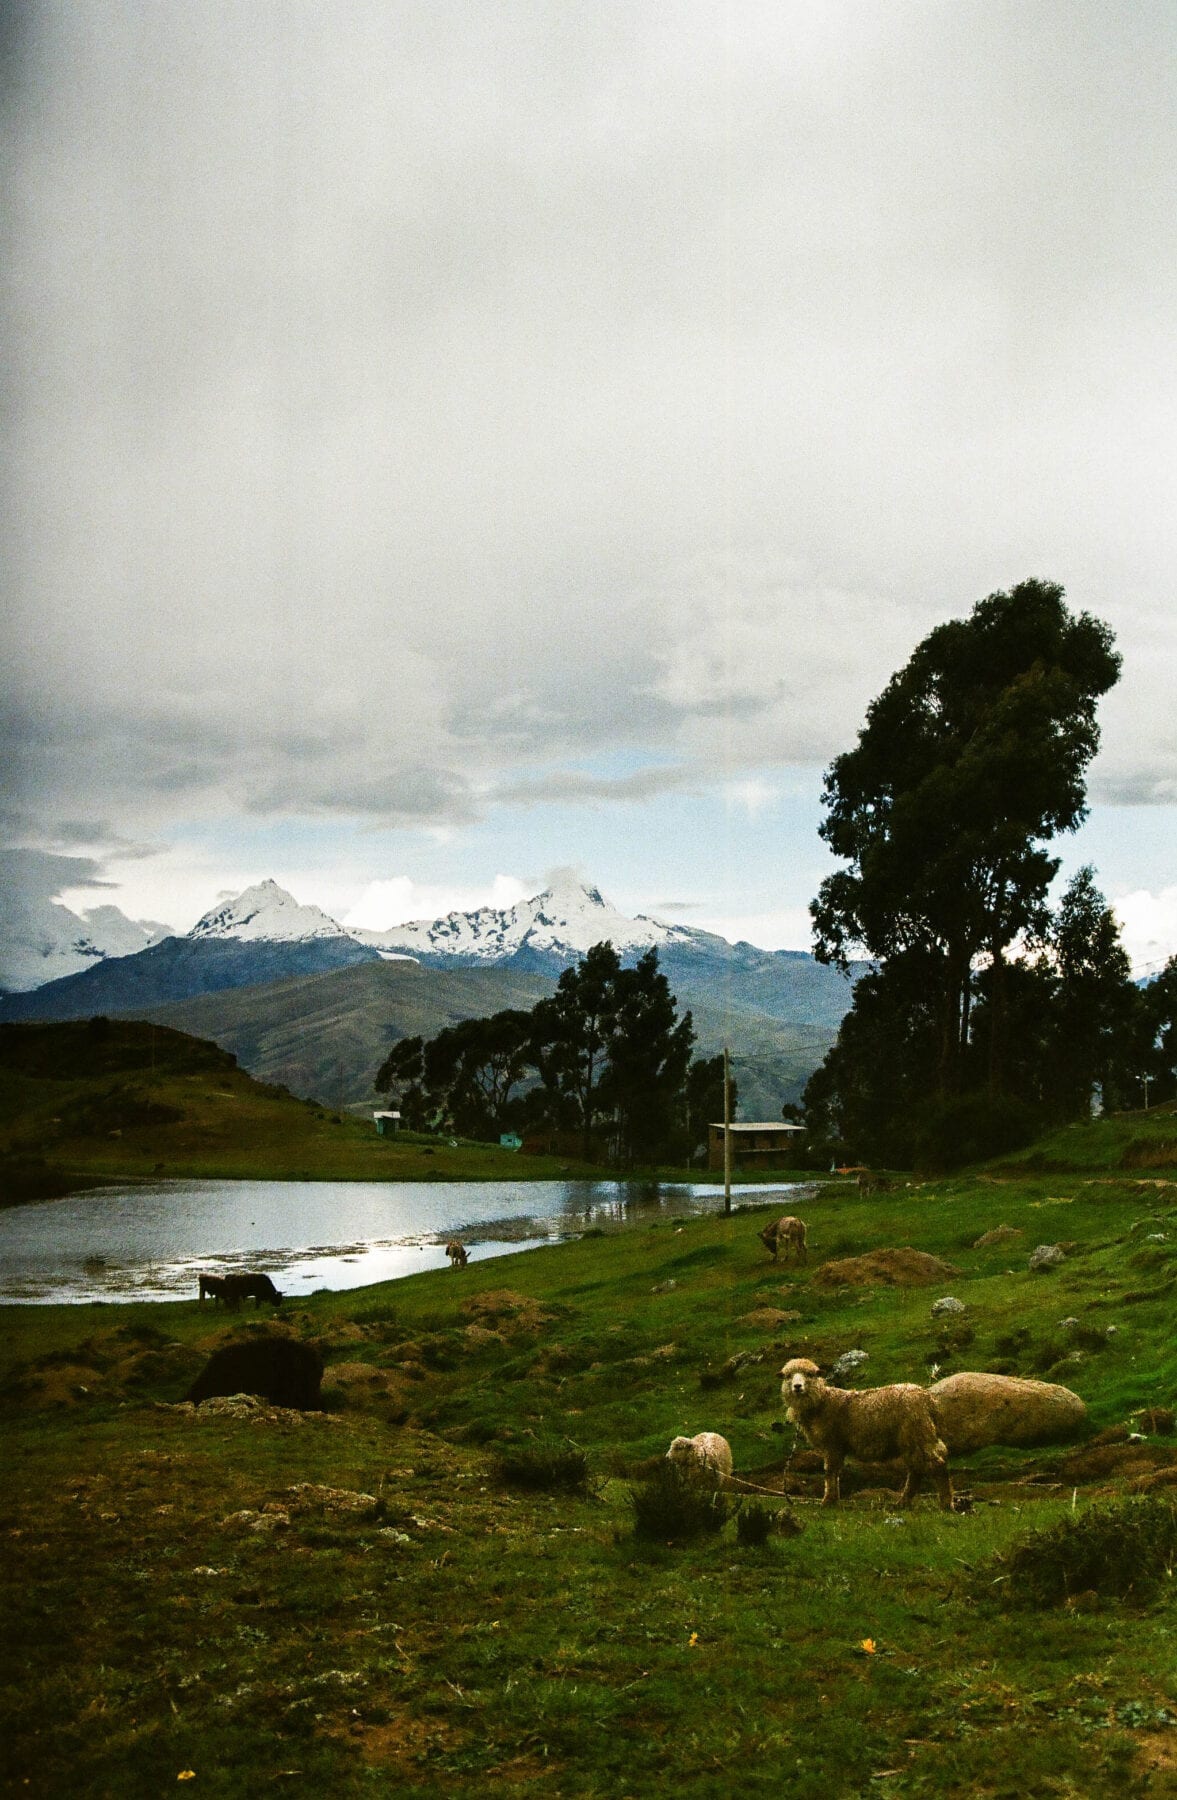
[0,1177,817,1304]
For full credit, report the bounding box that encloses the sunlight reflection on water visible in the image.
[0,1177,817,1304]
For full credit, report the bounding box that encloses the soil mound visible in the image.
[814,1248,960,1288]
[460,1289,556,1334]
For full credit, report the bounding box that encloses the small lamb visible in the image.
[779,1357,953,1510]
[758,1215,808,1264]
[666,1432,734,1485]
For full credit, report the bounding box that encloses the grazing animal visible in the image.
[185,1336,323,1409]
[779,1356,953,1510]
[857,1172,893,1196]
[928,1372,1087,1454]
[757,1215,808,1264]
[445,1240,469,1269]
[229,1272,283,1308]
[666,1432,734,1484]
[198,1272,282,1309]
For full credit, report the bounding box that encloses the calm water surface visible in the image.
[0,1177,817,1304]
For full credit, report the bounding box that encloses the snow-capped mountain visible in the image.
[0,890,171,994]
[353,869,705,966]
[190,879,356,944]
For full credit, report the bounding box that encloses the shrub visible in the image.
[628,1461,731,1543]
[735,1502,774,1546]
[983,1496,1177,1608]
[915,1092,1041,1173]
[493,1435,591,1493]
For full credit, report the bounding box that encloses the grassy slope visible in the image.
[0,1018,600,1197]
[2,1123,1176,1797]
[141,958,558,1106]
[143,957,834,1118]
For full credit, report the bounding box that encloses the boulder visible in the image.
[928,1371,1086,1454]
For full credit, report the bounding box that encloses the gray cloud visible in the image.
[3,0,1176,855]
[0,846,116,900]
[494,763,701,809]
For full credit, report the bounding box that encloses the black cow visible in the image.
[197,1271,283,1309]
[185,1336,323,1410]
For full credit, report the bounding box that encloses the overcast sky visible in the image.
[3,1,1175,969]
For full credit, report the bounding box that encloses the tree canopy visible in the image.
[376,943,708,1165]
[812,579,1121,1099]
[802,580,1154,1167]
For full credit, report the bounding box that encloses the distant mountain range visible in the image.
[0,884,171,994]
[0,872,862,1116]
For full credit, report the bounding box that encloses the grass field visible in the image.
[2,1105,1176,1797]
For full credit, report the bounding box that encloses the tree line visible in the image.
[375,942,735,1167]
[802,578,1177,1169]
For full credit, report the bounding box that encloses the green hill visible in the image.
[139,955,835,1119]
[0,1017,597,1201]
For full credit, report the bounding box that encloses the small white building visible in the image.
[373,1110,402,1137]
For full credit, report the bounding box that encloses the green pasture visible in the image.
[2,1126,1176,1797]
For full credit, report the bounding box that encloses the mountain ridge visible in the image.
[0,872,860,1115]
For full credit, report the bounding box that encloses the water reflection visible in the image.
[0,1177,816,1305]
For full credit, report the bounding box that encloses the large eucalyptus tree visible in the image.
[811,579,1120,1098]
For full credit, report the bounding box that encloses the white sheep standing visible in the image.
[758,1215,808,1264]
[779,1356,953,1510]
[666,1431,734,1485]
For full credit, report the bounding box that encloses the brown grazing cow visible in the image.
[757,1215,808,1264]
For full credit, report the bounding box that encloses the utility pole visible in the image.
[723,1045,732,1216]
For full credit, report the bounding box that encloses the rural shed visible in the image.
[708,1121,805,1171]
[372,1110,401,1137]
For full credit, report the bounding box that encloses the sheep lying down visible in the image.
[780,1358,953,1510]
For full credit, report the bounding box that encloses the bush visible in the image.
[493,1435,591,1493]
[983,1495,1177,1607]
[735,1502,774,1546]
[628,1461,731,1544]
[915,1092,1041,1173]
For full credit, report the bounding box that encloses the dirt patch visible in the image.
[461,1289,557,1334]
[738,1307,801,1330]
[1120,1138,1177,1170]
[321,1361,417,1418]
[1125,1466,1177,1494]
[813,1248,960,1288]
[462,1323,506,1349]
[346,1710,466,1770]
[973,1225,1024,1248]
[1058,1439,1177,1483]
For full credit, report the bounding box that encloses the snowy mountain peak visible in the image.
[0,892,172,995]
[352,873,703,965]
[190,880,352,944]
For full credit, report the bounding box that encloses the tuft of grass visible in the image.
[983,1494,1177,1608]
[628,1459,731,1543]
[492,1434,592,1492]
